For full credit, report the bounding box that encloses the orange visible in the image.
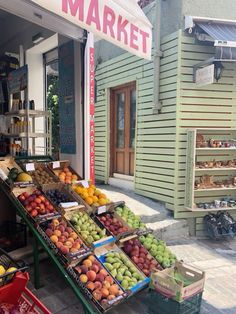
[63,167,70,173]
[75,186,83,195]
[98,198,106,206]
[65,179,72,184]
[92,196,98,203]
[85,196,93,205]
[72,174,78,181]
[87,188,94,196]
[81,192,89,199]
[94,189,101,196]
[83,259,92,268]
[99,193,107,199]
[67,171,72,177]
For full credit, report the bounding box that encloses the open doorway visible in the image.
[44,48,59,159]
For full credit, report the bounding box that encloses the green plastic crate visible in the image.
[147,290,202,314]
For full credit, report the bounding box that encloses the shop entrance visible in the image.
[110,82,136,177]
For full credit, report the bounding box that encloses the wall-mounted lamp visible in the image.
[214,61,224,82]
[32,33,45,45]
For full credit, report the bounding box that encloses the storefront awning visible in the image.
[28,0,153,60]
[197,22,236,47]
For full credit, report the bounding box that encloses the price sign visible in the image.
[80,180,89,188]
[26,163,35,171]
[52,161,60,169]
[97,206,106,215]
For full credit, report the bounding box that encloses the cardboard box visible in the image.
[151,261,205,301]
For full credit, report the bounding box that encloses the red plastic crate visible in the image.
[0,272,51,314]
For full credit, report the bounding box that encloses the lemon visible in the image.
[0,265,6,276]
[6,267,17,280]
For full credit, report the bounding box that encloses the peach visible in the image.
[50,235,58,243]
[99,269,108,277]
[60,245,69,255]
[88,255,95,263]
[70,232,78,240]
[64,241,73,248]
[93,289,102,301]
[66,227,73,233]
[105,276,113,285]
[103,281,111,289]
[96,273,105,283]
[86,281,95,291]
[79,274,88,284]
[67,237,75,244]
[94,281,102,290]
[45,228,53,237]
[70,247,78,253]
[58,236,66,243]
[52,219,60,226]
[109,284,119,296]
[72,242,81,250]
[53,230,61,237]
[80,265,88,274]
[91,264,99,273]
[58,225,65,233]
[83,259,92,268]
[56,241,63,249]
[63,232,69,238]
[87,270,96,282]
[101,288,109,298]
[107,295,116,301]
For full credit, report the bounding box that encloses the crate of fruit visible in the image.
[0,248,28,287]
[63,206,116,249]
[139,233,177,269]
[113,202,148,232]
[71,182,113,215]
[12,186,61,223]
[20,162,60,187]
[67,254,127,312]
[151,261,205,302]
[36,217,90,265]
[42,183,81,209]
[118,237,163,277]
[94,211,135,240]
[47,160,82,184]
[95,243,150,295]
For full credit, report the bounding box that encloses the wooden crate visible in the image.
[47,160,82,184]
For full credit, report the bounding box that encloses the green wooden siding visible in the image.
[174,32,236,235]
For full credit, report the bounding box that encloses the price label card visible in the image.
[97,206,106,215]
[52,161,60,169]
[26,163,35,171]
[80,180,89,188]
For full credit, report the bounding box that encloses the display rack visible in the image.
[185,128,236,212]
[4,109,52,156]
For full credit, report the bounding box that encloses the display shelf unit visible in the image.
[5,109,52,156]
[185,128,236,212]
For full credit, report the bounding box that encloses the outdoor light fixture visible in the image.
[214,61,224,82]
[32,33,45,44]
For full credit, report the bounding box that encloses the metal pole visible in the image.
[153,0,162,114]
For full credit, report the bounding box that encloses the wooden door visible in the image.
[110,83,136,176]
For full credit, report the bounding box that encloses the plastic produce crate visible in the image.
[0,221,27,252]
[0,248,27,287]
[147,290,203,314]
[0,271,51,314]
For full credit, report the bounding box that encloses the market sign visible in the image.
[195,64,214,86]
[29,0,152,60]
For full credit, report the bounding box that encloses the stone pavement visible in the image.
[27,237,236,314]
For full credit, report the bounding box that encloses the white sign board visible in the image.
[196,64,214,86]
[29,0,152,60]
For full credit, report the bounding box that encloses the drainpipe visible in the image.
[153,0,163,114]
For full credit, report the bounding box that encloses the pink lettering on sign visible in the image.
[62,0,84,21]
[130,23,139,50]
[140,30,149,54]
[103,5,115,38]
[90,47,95,184]
[117,15,128,45]
[86,0,101,31]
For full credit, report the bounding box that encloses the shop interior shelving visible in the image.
[185,128,236,212]
[4,109,52,156]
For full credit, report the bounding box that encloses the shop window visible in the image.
[44,49,59,159]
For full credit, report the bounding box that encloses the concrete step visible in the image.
[146,219,189,241]
[98,184,189,240]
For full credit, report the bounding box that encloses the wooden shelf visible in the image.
[186,206,236,212]
[195,187,236,192]
[195,167,236,171]
[5,110,50,117]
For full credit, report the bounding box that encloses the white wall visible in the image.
[26,34,58,155]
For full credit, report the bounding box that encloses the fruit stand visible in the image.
[0,156,204,314]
